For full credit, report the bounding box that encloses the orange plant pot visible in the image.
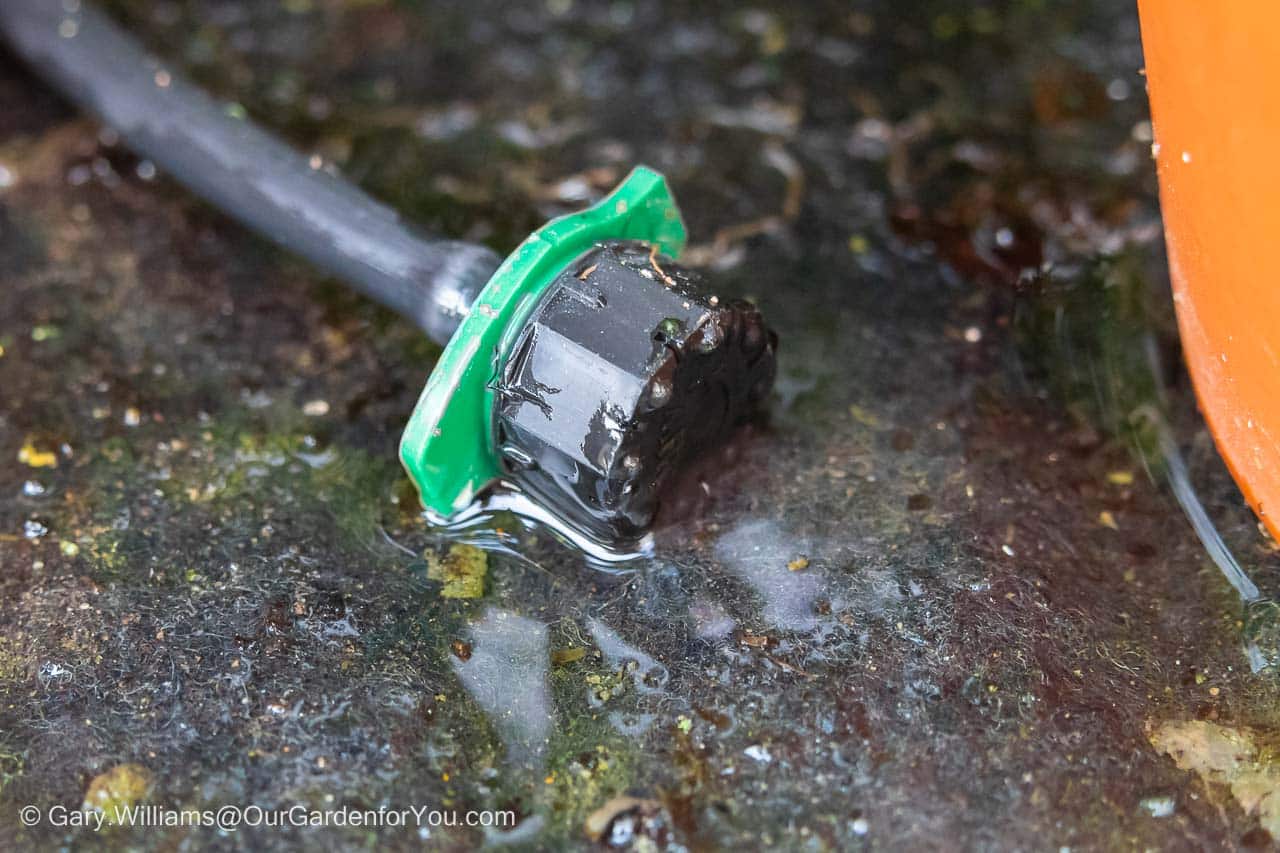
[1139,1,1280,539]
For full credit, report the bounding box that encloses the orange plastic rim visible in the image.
[1139,1,1280,539]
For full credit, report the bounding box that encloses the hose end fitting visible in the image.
[399,167,776,544]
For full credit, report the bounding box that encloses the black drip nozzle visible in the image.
[495,241,777,544]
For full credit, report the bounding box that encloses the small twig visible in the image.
[765,653,814,678]
[648,244,676,286]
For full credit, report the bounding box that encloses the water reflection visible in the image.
[424,486,653,571]
[587,618,669,695]
[453,608,553,764]
[713,519,824,631]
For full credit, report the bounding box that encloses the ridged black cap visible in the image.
[495,240,777,544]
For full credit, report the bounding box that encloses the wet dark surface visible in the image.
[3,1,1280,849]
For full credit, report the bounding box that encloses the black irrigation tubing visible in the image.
[0,0,502,346]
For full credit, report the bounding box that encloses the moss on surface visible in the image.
[426,544,488,600]
[82,764,154,825]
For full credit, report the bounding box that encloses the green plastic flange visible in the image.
[399,166,688,517]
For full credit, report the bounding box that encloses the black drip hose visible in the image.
[0,0,502,346]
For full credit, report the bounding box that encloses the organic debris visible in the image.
[584,796,664,846]
[1148,721,1280,836]
[17,437,57,468]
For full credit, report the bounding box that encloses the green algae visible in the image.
[82,763,154,825]
[425,544,488,600]
[1014,249,1173,470]
[0,746,23,797]
[539,675,645,846]
[0,638,27,682]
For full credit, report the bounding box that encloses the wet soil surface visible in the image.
[3,1,1280,849]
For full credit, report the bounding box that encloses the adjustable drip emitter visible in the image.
[1,1,777,550]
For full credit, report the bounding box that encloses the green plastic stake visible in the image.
[399,166,688,517]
